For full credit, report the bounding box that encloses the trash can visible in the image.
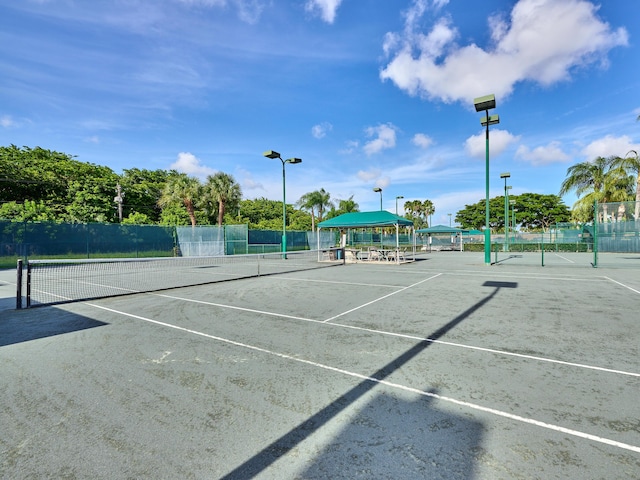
[336,248,343,260]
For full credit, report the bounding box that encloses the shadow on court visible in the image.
[221,281,517,479]
[0,308,107,347]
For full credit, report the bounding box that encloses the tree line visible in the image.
[2,145,637,232]
[0,145,360,230]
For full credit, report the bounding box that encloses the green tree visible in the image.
[122,212,153,225]
[119,168,173,223]
[204,172,242,226]
[158,173,201,227]
[612,151,640,220]
[0,200,57,222]
[403,199,434,228]
[513,194,571,231]
[559,156,633,223]
[457,194,570,232]
[297,188,333,231]
[325,195,359,220]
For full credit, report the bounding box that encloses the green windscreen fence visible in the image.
[0,221,176,265]
[594,201,640,253]
[1,221,318,269]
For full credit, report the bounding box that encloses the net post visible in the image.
[541,234,544,267]
[592,200,598,268]
[16,259,23,309]
[26,261,32,308]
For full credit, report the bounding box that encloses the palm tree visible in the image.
[559,156,632,223]
[204,172,242,225]
[297,188,333,232]
[158,173,201,226]
[297,192,318,232]
[422,199,435,227]
[403,199,434,228]
[337,196,359,214]
[314,188,332,223]
[612,150,640,219]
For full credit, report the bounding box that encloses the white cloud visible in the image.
[363,123,398,155]
[237,168,264,191]
[1,115,15,128]
[85,135,100,144]
[357,168,382,182]
[170,152,217,178]
[380,0,628,104]
[375,177,391,189]
[340,140,360,155]
[412,133,433,149]
[464,129,520,158]
[516,141,571,166]
[311,122,333,139]
[580,135,640,160]
[305,0,343,24]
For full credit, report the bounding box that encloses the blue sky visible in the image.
[1,0,639,225]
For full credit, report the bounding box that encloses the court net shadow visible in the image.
[0,308,107,347]
[221,281,517,479]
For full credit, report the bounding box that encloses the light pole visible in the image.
[395,195,404,215]
[263,150,302,256]
[373,187,383,211]
[448,213,452,227]
[500,172,510,252]
[474,94,500,265]
[510,199,516,248]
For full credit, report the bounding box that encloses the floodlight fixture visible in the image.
[481,114,500,127]
[474,94,496,112]
[263,150,281,159]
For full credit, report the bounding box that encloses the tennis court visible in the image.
[1,252,639,479]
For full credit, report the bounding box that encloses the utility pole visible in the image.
[114,184,124,222]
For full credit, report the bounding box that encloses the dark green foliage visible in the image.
[456,193,570,232]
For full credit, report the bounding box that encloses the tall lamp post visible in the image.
[263,150,302,256]
[474,94,500,265]
[510,199,516,248]
[373,187,383,211]
[448,213,452,227]
[500,172,510,252]
[395,195,404,215]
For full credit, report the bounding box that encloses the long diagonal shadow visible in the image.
[221,281,518,479]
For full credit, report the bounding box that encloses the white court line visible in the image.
[605,276,640,295]
[552,253,576,263]
[321,273,442,323]
[150,283,640,378]
[276,276,407,289]
[83,302,640,455]
[441,271,604,282]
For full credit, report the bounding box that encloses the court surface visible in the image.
[1,251,639,479]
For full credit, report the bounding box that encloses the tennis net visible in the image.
[24,248,344,308]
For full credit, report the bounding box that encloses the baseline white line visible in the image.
[604,276,640,295]
[83,302,640,455]
[322,273,443,323]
